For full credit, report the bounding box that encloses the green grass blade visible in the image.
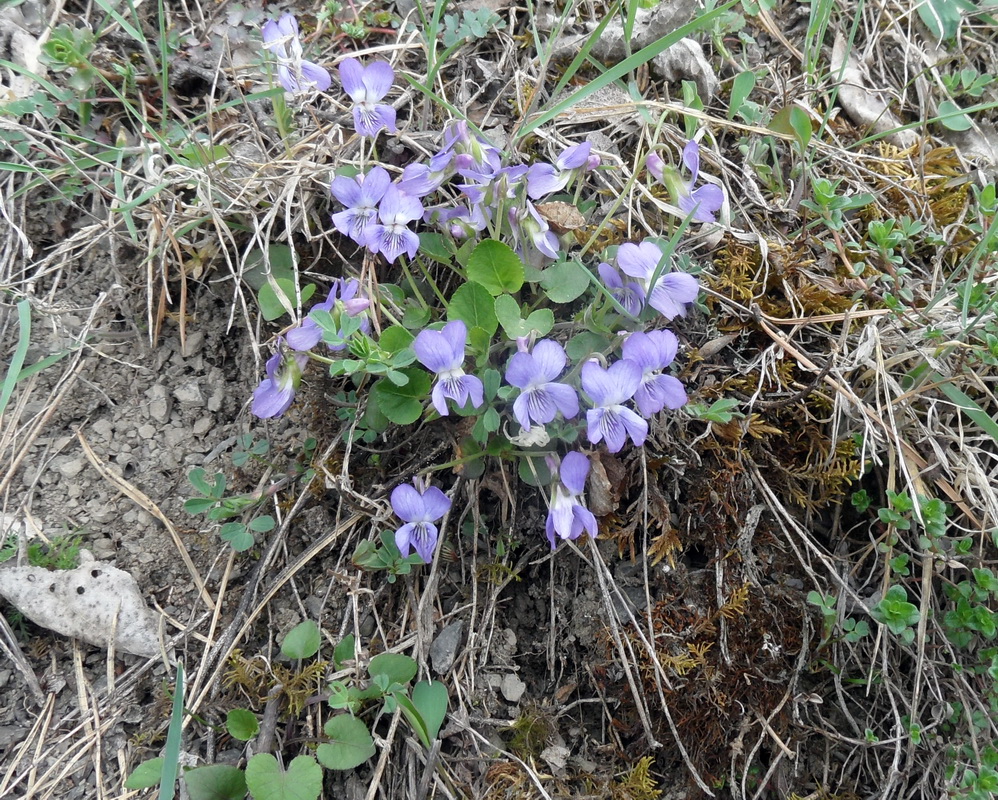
[936,378,998,446]
[159,663,184,800]
[0,300,31,419]
[548,0,624,102]
[515,0,738,141]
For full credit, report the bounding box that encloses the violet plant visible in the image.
[243,44,726,559]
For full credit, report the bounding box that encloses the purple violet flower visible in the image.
[330,166,391,246]
[286,278,371,352]
[526,141,592,199]
[546,451,598,548]
[620,330,688,416]
[338,58,397,137]
[616,241,699,320]
[597,262,646,317]
[581,359,648,452]
[504,339,579,431]
[509,201,560,266]
[390,481,451,562]
[251,344,308,419]
[413,320,485,416]
[648,141,725,223]
[262,14,332,93]
[397,163,446,199]
[366,185,423,263]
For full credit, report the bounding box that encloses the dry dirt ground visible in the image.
[2,0,998,799]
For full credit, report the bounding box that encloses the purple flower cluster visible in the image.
[598,240,699,320]
[249,39,715,556]
[326,68,601,266]
[647,139,725,224]
[251,277,371,418]
[262,14,332,94]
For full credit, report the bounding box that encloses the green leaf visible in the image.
[411,680,448,742]
[565,331,611,362]
[402,304,432,330]
[258,278,317,322]
[728,70,756,119]
[372,369,432,424]
[448,282,498,336]
[393,691,431,747]
[789,105,813,150]
[368,652,418,686]
[0,300,29,420]
[333,634,356,669]
[539,261,591,303]
[161,663,185,800]
[249,515,275,533]
[184,498,217,515]
[916,0,975,40]
[125,758,165,790]
[518,455,553,487]
[379,326,414,353]
[183,765,247,800]
[418,231,455,264]
[245,754,322,800]
[226,708,259,741]
[466,326,493,359]
[938,99,973,131]
[494,294,555,339]
[281,620,321,660]
[219,522,254,553]
[316,716,377,770]
[466,239,525,295]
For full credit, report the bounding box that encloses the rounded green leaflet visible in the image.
[368,652,418,685]
[412,679,448,741]
[244,754,322,800]
[466,239,525,296]
[281,620,321,660]
[316,715,377,770]
[447,282,498,336]
[372,369,432,425]
[226,708,260,741]
[183,764,247,800]
[539,260,590,303]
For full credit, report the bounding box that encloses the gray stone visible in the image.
[137,424,156,439]
[146,384,172,423]
[192,416,213,437]
[54,456,84,478]
[430,620,464,675]
[91,419,113,440]
[173,381,204,406]
[500,673,526,704]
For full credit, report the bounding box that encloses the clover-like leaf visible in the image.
[244,754,321,800]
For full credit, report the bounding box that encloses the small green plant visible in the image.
[871,584,921,645]
[685,397,743,423]
[38,25,98,125]
[352,530,426,581]
[942,67,997,99]
[127,624,447,800]
[441,8,506,47]
[807,590,870,644]
[801,177,874,233]
[0,533,83,570]
[943,568,998,648]
[184,469,276,553]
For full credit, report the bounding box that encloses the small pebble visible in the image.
[500,673,526,704]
